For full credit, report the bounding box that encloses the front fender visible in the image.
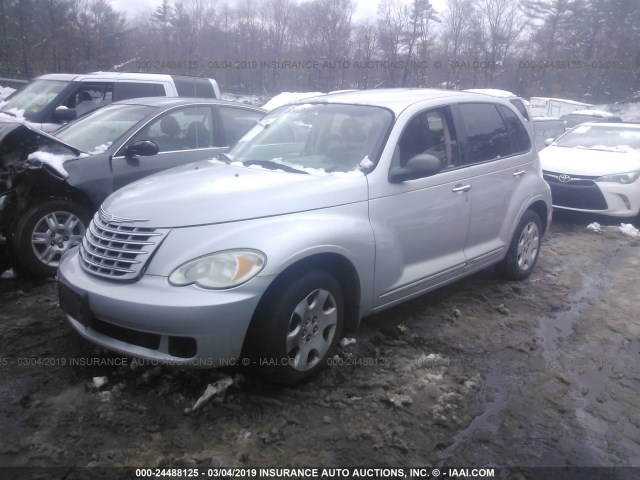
[144,202,376,315]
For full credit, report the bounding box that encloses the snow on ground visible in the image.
[261,92,324,111]
[619,223,640,238]
[221,92,266,107]
[587,222,640,238]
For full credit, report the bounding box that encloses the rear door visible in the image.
[452,102,534,269]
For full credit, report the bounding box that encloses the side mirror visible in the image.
[389,153,442,183]
[53,106,77,122]
[124,140,159,157]
[544,138,555,146]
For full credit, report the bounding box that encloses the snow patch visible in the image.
[1,268,16,279]
[586,222,602,233]
[92,376,108,389]
[587,222,640,238]
[387,393,412,407]
[0,86,16,100]
[359,156,374,171]
[261,92,324,111]
[339,337,357,347]
[619,223,640,238]
[184,376,239,413]
[27,151,75,178]
[88,142,112,155]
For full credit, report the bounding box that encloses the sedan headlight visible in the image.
[169,250,266,289]
[596,171,640,184]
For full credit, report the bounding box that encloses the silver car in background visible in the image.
[58,89,552,384]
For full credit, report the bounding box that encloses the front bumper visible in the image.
[545,173,640,217]
[58,249,272,366]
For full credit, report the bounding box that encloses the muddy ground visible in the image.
[0,212,639,479]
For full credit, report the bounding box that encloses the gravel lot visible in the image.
[0,212,638,480]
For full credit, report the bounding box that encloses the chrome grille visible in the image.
[79,212,168,280]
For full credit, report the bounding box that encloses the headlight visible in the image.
[596,171,640,184]
[169,249,266,289]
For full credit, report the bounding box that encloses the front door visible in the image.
[368,107,472,309]
[111,105,221,190]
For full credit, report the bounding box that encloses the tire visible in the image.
[497,210,542,280]
[13,199,91,277]
[245,268,344,385]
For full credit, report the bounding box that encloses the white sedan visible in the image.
[540,122,640,217]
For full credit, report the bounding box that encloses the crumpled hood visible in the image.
[540,145,640,177]
[101,160,369,228]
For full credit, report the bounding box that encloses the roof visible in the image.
[35,72,215,82]
[297,88,496,115]
[111,96,265,110]
[565,109,616,117]
[464,88,519,98]
[577,122,640,129]
[529,97,593,106]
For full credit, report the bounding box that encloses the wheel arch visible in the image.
[527,199,549,235]
[243,252,362,355]
[271,252,360,331]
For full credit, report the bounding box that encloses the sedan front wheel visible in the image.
[13,199,90,277]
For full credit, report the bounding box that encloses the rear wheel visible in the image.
[497,210,542,280]
[245,268,344,385]
[13,199,90,277]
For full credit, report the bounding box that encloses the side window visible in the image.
[510,99,530,121]
[397,107,458,170]
[458,103,511,164]
[499,105,532,154]
[116,82,165,101]
[130,106,214,152]
[63,83,114,117]
[218,107,264,146]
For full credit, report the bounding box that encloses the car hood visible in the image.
[0,121,80,155]
[0,121,82,178]
[540,145,640,176]
[101,160,369,228]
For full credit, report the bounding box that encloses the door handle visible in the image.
[452,184,471,192]
[513,170,526,177]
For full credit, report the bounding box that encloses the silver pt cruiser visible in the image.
[58,89,552,384]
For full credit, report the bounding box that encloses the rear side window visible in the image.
[172,76,216,98]
[510,99,530,121]
[116,82,165,101]
[499,105,532,154]
[458,103,511,164]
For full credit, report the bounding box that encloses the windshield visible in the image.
[228,103,393,174]
[55,104,156,153]
[555,124,640,152]
[1,79,69,120]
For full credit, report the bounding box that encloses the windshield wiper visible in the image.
[216,152,233,164]
[242,159,309,175]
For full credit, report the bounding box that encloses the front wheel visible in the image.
[497,210,542,280]
[13,199,90,277]
[245,268,344,385]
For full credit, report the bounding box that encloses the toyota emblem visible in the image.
[559,174,571,183]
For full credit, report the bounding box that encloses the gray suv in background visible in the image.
[58,89,552,384]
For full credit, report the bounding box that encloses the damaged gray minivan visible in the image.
[58,89,552,384]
